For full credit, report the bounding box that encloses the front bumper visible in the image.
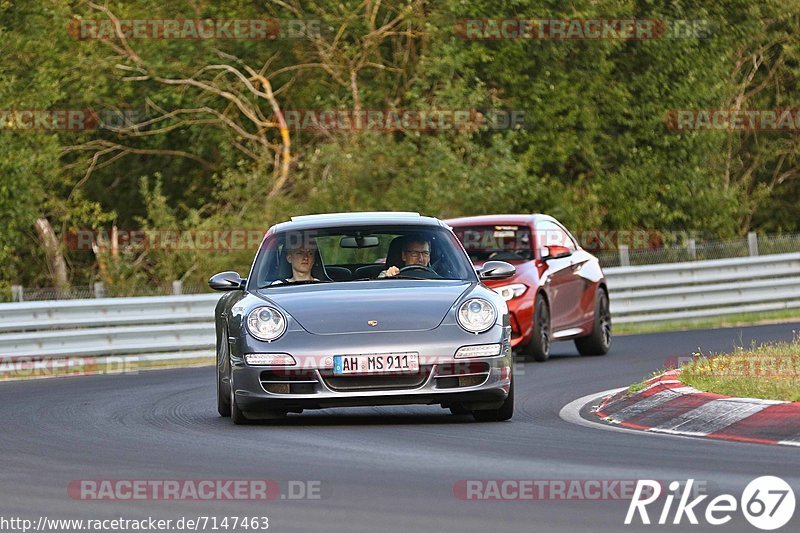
[506,296,534,348]
[231,327,513,414]
[234,374,510,413]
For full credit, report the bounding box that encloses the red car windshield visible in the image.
[452,225,534,262]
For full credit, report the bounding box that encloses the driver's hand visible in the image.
[384,266,400,277]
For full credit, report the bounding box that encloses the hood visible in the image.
[255,280,473,335]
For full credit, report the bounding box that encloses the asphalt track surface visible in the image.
[2,323,799,533]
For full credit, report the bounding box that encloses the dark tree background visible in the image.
[0,0,797,293]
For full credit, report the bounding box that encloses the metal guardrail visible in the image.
[606,252,800,323]
[0,253,798,369]
[0,294,219,368]
[0,294,218,333]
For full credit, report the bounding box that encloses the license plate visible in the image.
[333,353,419,375]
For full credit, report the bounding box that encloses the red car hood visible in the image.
[473,260,535,288]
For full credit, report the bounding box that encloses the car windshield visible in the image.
[251,225,476,288]
[452,225,534,262]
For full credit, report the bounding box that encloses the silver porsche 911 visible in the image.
[210,212,516,424]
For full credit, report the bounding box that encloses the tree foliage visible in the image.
[0,0,798,291]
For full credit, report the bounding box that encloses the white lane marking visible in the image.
[598,379,685,413]
[778,440,800,447]
[650,397,786,435]
[559,388,795,448]
[609,387,697,422]
[559,388,732,444]
[649,399,770,436]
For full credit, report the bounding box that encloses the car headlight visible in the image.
[493,283,527,301]
[246,306,287,342]
[457,298,497,334]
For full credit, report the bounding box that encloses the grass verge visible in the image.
[680,337,800,402]
[614,308,800,336]
[627,335,800,402]
[0,356,214,382]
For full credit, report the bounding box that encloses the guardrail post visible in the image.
[748,232,759,256]
[172,280,183,295]
[618,245,630,267]
[687,239,696,260]
[93,282,106,299]
[11,285,23,302]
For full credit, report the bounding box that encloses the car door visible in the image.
[536,220,584,331]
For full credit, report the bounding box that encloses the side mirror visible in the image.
[477,260,516,280]
[208,271,245,291]
[540,246,572,261]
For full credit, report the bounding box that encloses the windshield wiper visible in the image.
[372,275,438,280]
[262,279,333,288]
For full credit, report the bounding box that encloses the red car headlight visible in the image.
[493,283,527,301]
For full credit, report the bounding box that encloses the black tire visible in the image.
[216,326,231,417]
[522,296,550,362]
[217,365,231,417]
[574,288,611,356]
[472,380,514,422]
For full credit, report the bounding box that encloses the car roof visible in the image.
[444,214,553,227]
[272,212,444,232]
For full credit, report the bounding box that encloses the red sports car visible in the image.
[446,214,611,361]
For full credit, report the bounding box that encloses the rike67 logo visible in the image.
[626,477,795,530]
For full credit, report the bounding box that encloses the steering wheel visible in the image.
[398,264,440,278]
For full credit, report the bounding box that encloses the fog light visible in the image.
[455,344,501,358]
[245,353,296,366]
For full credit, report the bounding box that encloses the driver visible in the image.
[380,236,432,278]
[272,240,319,284]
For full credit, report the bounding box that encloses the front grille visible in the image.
[319,366,432,391]
[260,370,320,395]
[434,362,491,389]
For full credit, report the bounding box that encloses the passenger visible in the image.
[274,241,319,284]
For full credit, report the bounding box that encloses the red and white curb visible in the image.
[594,371,800,447]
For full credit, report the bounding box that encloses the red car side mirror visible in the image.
[541,245,573,261]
